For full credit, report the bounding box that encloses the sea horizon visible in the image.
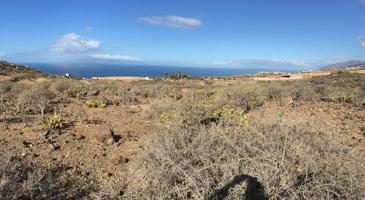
[22,62,298,78]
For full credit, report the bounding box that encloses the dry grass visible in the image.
[0,71,364,199]
[0,152,96,199]
[122,110,365,199]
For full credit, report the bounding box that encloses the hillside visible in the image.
[0,64,364,199]
[0,61,48,81]
[321,60,365,70]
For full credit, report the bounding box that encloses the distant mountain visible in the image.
[0,60,48,80]
[321,60,365,70]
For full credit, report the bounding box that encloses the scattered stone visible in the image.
[22,140,32,148]
[40,130,49,139]
[91,125,115,145]
[15,130,23,135]
[128,105,142,114]
[49,143,60,151]
[107,137,115,145]
[20,151,29,157]
[110,154,129,165]
[320,96,331,102]
[75,133,85,140]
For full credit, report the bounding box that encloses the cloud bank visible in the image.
[52,33,101,53]
[139,16,202,29]
[91,53,142,61]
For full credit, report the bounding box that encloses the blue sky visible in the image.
[1,0,365,69]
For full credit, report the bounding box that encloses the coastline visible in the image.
[91,76,150,81]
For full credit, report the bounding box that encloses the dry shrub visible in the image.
[218,85,267,113]
[160,87,183,100]
[288,82,317,101]
[266,83,286,99]
[73,107,87,124]
[123,111,365,199]
[66,84,88,99]
[0,152,95,199]
[103,84,139,106]
[154,96,248,127]
[50,78,73,93]
[320,86,362,105]
[132,83,172,98]
[49,78,88,99]
[142,98,175,120]
[16,84,55,116]
[183,88,216,102]
[309,73,365,106]
[0,95,10,124]
[0,81,15,94]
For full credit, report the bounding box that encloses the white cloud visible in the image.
[211,60,238,65]
[91,53,142,61]
[52,33,100,53]
[139,16,202,29]
[85,26,93,32]
[359,36,365,49]
[0,52,5,56]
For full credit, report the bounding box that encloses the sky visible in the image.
[1,0,365,69]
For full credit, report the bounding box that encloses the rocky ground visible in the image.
[0,62,364,199]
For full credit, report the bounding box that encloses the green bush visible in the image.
[164,72,193,80]
[213,107,249,127]
[43,114,65,129]
[85,99,106,108]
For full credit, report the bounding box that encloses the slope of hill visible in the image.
[321,60,365,70]
[0,60,364,199]
[0,60,48,81]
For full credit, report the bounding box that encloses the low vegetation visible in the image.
[85,99,106,108]
[0,67,364,199]
[43,114,65,130]
[0,152,95,199]
[164,72,194,80]
[125,112,364,199]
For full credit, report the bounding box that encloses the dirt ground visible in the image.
[1,83,364,189]
[0,67,364,198]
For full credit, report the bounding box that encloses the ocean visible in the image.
[24,63,292,78]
